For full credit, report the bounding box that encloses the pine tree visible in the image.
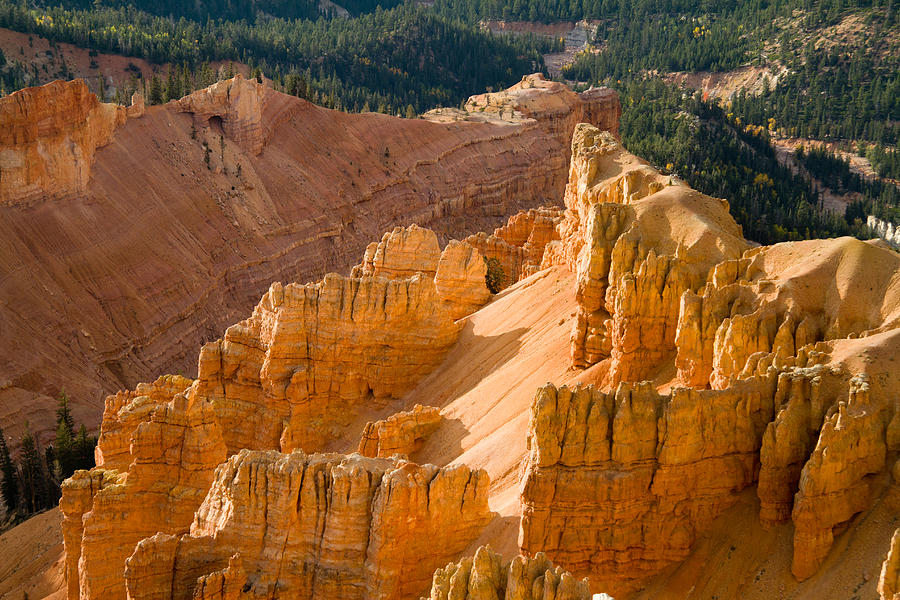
[0,426,19,513]
[165,68,182,102]
[149,74,164,105]
[54,392,76,480]
[19,424,48,513]
[73,425,95,472]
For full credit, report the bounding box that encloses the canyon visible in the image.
[0,72,619,450]
[1,73,899,600]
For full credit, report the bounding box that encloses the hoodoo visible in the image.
[2,75,898,600]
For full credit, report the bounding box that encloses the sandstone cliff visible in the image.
[0,79,134,204]
[519,378,776,594]
[358,404,442,458]
[551,124,747,382]
[511,122,900,596]
[60,222,493,599]
[0,74,620,451]
[425,545,591,600]
[124,450,490,600]
[465,207,565,290]
[39,95,900,600]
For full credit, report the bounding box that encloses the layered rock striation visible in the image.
[0,74,620,450]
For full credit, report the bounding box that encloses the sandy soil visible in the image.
[0,509,65,600]
[664,64,787,100]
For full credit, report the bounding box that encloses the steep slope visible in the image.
[0,73,620,449]
[15,106,900,600]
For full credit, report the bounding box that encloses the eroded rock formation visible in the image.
[550,124,747,381]
[881,529,900,600]
[124,450,490,600]
[0,79,135,204]
[426,545,590,600]
[60,222,493,600]
[354,224,442,279]
[519,377,776,593]
[0,74,620,450]
[465,207,565,290]
[358,404,442,458]
[514,122,900,596]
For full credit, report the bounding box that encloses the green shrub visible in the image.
[483,256,506,294]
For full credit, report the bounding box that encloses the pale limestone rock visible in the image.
[199,272,459,455]
[880,529,900,600]
[358,404,442,458]
[426,545,591,600]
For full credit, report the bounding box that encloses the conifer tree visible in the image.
[54,392,76,480]
[0,426,19,513]
[73,425,96,472]
[19,424,48,513]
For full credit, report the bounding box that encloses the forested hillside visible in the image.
[0,1,555,113]
[0,0,896,242]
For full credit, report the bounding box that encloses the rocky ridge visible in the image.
[60,227,494,599]
[425,545,590,600]
[514,124,900,595]
[35,102,900,600]
[0,73,620,452]
[0,79,140,204]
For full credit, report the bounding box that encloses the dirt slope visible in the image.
[0,75,618,450]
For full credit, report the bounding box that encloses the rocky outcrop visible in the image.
[425,545,591,600]
[0,79,134,204]
[202,272,459,455]
[463,73,620,149]
[881,529,900,600]
[519,378,776,594]
[123,450,491,600]
[353,224,442,279]
[791,374,887,579]
[0,75,620,450]
[675,237,900,390]
[465,207,564,290]
[176,73,284,155]
[358,404,442,458]
[434,240,492,318]
[61,390,227,600]
[868,215,900,249]
[60,222,490,599]
[93,374,193,472]
[353,225,490,319]
[554,124,747,380]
